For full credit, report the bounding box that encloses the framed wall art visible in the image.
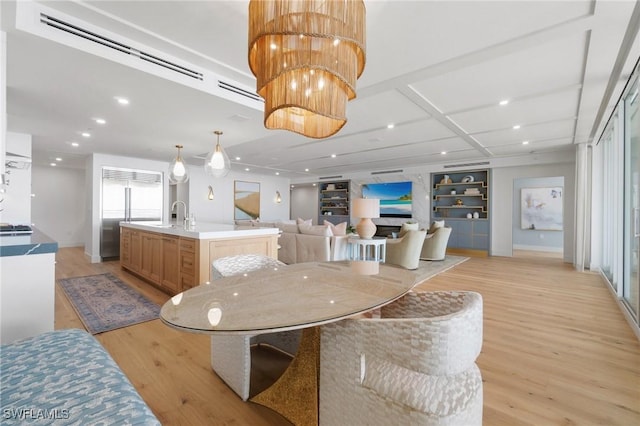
[520,187,563,230]
[234,181,260,220]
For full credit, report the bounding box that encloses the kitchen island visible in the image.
[120,221,279,295]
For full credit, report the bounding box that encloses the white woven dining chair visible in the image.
[210,254,301,401]
[320,291,483,426]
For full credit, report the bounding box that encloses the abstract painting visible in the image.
[521,187,563,230]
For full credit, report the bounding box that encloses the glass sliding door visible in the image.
[623,75,639,319]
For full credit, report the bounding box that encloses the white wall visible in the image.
[1,132,32,224]
[291,185,318,223]
[186,164,290,224]
[31,165,85,247]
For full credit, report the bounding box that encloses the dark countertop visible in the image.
[0,228,59,257]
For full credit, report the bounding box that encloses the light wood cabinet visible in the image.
[179,238,197,290]
[120,227,131,268]
[141,232,163,283]
[130,230,142,273]
[161,236,180,294]
[121,226,278,295]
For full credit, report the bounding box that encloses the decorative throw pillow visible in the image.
[399,221,419,237]
[296,218,312,227]
[299,224,333,237]
[324,220,347,236]
[428,220,445,234]
[277,222,300,234]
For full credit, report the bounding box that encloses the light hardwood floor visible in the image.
[54,247,640,425]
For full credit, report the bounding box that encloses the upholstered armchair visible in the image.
[320,291,483,426]
[385,229,427,269]
[210,254,301,400]
[420,226,452,261]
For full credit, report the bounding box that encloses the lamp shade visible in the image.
[353,198,379,239]
[352,198,380,219]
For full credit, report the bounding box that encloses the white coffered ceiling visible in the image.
[2,0,639,179]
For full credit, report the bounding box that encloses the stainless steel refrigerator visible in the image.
[100,167,163,259]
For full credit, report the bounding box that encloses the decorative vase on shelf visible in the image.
[440,174,452,184]
[450,189,456,195]
[473,212,479,219]
[466,213,472,219]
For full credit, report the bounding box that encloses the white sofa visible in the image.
[235,220,349,264]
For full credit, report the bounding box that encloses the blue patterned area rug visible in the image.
[58,273,160,334]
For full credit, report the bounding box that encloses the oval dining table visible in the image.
[160,260,419,425]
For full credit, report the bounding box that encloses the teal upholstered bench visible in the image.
[0,329,159,425]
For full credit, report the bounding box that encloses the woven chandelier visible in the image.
[248,0,366,139]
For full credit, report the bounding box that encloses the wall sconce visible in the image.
[208,185,214,200]
[275,190,282,204]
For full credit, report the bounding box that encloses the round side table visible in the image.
[348,236,386,262]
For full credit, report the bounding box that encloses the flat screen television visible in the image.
[361,181,412,218]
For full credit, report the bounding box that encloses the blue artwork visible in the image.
[362,181,412,218]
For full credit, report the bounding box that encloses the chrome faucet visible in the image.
[171,201,188,227]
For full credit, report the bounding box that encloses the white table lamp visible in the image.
[353,198,380,239]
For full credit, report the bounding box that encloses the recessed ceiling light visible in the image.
[275,172,280,175]
[522,141,530,145]
[115,97,129,105]
[499,100,509,106]
[331,154,337,158]
[81,132,91,138]
[312,183,316,186]
[50,163,57,167]
[235,156,241,161]
[513,125,521,130]
[305,168,309,172]
[31,193,36,198]
[55,157,62,161]
[71,142,79,147]
[94,118,106,125]
[441,151,447,155]
[387,123,395,129]
[245,168,250,171]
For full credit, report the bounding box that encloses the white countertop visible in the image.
[120,221,279,240]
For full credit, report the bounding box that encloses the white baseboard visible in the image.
[513,244,563,253]
[57,242,84,248]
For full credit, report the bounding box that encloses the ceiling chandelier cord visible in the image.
[248,0,366,139]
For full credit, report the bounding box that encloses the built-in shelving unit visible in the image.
[318,180,350,226]
[431,170,490,254]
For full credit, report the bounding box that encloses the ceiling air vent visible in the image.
[39,13,203,81]
[371,169,403,175]
[319,175,343,180]
[218,80,264,103]
[443,161,490,169]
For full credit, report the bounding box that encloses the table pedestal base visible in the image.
[251,327,320,426]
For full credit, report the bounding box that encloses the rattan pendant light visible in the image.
[248,0,366,139]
